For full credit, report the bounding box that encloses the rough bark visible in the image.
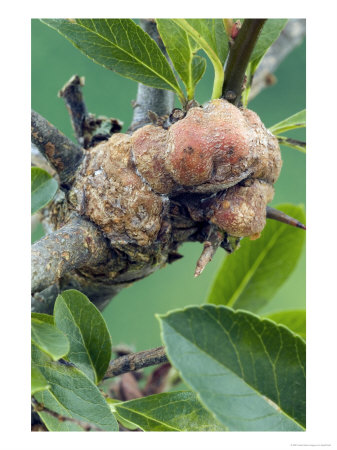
[31,110,84,188]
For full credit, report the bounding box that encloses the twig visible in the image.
[31,110,84,188]
[129,19,175,132]
[31,398,103,431]
[104,346,168,379]
[266,206,306,230]
[31,215,112,295]
[222,19,267,105]
[59,75,123,148]
[58,75,88,146]
[194,228,223,277]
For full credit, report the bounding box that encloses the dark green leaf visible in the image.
[31,167,58,215]
[31,318,69,361]
[41,19,184,102]
[269,110,306,135]
[31,365,49,395]
[156,19,206,99]
[54,290,112,383]
[33,361,118,431]
[159,305,305,431]
[250,19,288,68]
[207,204,305,312]
[172,19,228,98]
[266,310,306,339]
[113,391,227,431]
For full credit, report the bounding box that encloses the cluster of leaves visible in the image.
[41,19,285,105]
[31,204,305,432]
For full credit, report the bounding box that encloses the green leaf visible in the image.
[207,204,305,312]
[54,289,112,384]
[31,365,50,395]
[107,399,140,430]
[31,312,54,325]
[269,110,306,135]
[31,167,58,215]
[41,19,185,103]
[250,19,288,69]
[156,19,206,100]
[113,391,227,431]
[31,318,70,361]
[266,310,306,339]
[159,305,305,431]
[33,361,118,431]
[172,19,228,99]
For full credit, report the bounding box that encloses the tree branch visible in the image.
[104,346,168,379]
[31,215,112,295]
[129,19,175,132]
[58,75,88,146]
[31,110,84,188]
[58,75,123,148]
[249,19,306,101]
[222,19,267,105]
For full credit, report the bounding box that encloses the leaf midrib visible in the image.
[71,19,180,93]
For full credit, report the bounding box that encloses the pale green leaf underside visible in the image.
[269,110,306,135]
[31,318,69,361]
[31,167,58,215]
[159,305,305,431]
[33,360,118,431]
[207,204,305,313]
[266,310,306,339]
[41,19,183,99]
[156,19,206,100]
[54,290,112,384]
[114,391,227,431]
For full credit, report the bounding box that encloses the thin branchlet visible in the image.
[222,19,267,105]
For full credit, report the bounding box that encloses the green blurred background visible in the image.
[31,19,306,351]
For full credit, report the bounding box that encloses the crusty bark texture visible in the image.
[32,99,281,313]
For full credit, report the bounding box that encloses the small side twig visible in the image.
[58,75,88,146]
[194,228,223,277]
[104,346,168,379]
[31,398,103,431]
[31,110,84,188]
[266,206,306,230]
[59,75,123,148]
[222,19,267,105]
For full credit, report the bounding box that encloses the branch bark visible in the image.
[31,110,84,188]
[105,346,167,379]
[31,215,112,295]
[129,19,175,132]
